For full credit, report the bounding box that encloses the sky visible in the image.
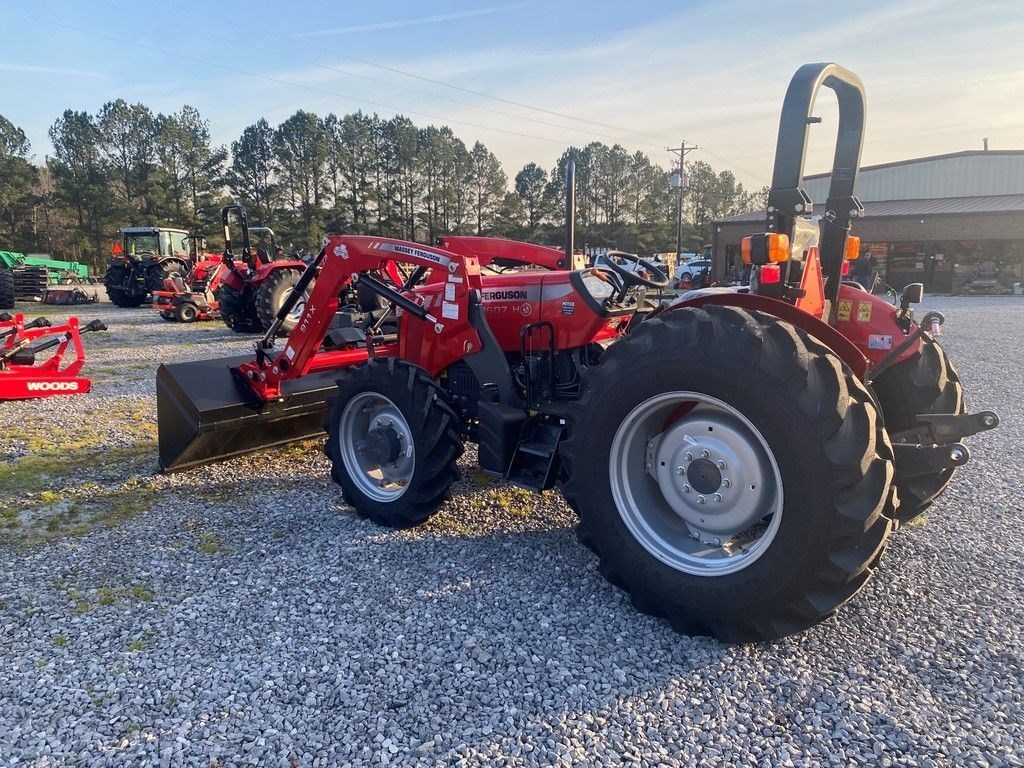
[0,0,1022,189]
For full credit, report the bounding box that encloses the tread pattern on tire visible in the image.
[215,283,262,333]
[560,304,895,643]
[103,265,145,307]
[0,268,14,310]
[254,268,305,334]
[324,358,464,529]
[872,340,964,521]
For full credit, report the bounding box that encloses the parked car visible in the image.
[673,259,712,287]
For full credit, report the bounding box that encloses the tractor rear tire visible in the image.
[215,284,262,333]
[145,259,188,294]
[0,268,14,309]
[175,302,199,323]
[560,305,896,643]
[254,268,307,335]
[104,265,146,307]
[325,358,463,529]
[872,340,964,522]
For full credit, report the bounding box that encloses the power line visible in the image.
[0,7,610,149]
[149,0,678,146]
[85,0,672,152]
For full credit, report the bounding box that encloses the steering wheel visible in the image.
[596,251,670,302]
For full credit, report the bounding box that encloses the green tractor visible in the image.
[103,227,200,308]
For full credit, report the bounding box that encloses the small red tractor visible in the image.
[1,312,106,400]
[214,205,310,334]
[153,257,228,323]
[157,64,998,642]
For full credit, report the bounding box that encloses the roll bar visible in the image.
[767,63,866,304]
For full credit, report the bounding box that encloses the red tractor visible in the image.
[157,64,997,642]
[214,205,310,334]
[152,257,228,323]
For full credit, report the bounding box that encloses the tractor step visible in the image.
[505,413,565,491]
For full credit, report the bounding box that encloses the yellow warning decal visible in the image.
[837,299,853,322]
[857,301,872,322]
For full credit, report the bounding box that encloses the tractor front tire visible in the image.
[325,359,463,529]
[561,305,896,643]
[0,268,14,309]
[254,268,306,334]
[872,339,964,522]
[215,284,262,333]
[104,265,145,307]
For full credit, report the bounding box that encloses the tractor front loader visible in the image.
[156,63,997,642]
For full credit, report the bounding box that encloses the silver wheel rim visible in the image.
[286,289,309,322]
[609,392,783,576]
[338,392,415,501]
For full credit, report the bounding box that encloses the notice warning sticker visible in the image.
[868,334,893,350]
[441,302,460,320]
[857,301,873,322]
[837,298,853,322]
[444,282,456,302]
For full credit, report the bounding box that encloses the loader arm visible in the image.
[235,235,485,401]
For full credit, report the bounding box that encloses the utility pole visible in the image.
[667,141,698,258]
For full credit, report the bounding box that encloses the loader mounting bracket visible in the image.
[891,442,969,480]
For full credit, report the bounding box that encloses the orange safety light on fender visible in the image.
[844,235,861,261]
[741,233,790,265]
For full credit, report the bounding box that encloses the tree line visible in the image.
[0,105,766,270]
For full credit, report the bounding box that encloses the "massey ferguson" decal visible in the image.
[482,289,529,302]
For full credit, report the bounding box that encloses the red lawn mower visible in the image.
[153,257,228,323]
[157,64,998,642]
[1,312,107,400]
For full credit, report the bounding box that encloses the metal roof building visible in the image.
[713,150,1024,292]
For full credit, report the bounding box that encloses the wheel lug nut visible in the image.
[681,484,690,493]
[684,452,693,462]
[716,459,727,470]
[722,478,731,488]
[713,493,722,503]
[676,466,685,476]
[701,450,710,459]
[697,495,706,504]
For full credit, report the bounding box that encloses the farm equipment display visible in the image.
[0,251,91,302]
[156,63,998,642]
[153,257,227,323]
[103,227,210,308]
[214,206,309,334]
[0,312,107,400]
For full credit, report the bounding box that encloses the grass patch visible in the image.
[52,634,68,647]
[0,439,157,497]
[907,514,929,527]
[196,532,229,555]
[5,477,162,550]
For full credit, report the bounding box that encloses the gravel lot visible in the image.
[1,295,1021,767]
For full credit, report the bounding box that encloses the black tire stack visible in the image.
[0,268,14,309]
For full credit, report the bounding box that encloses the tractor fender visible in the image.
[668,290,870,380]
[832,283,922,368]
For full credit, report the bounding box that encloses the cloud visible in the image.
[0,62,103,78]
[291,3,530,38]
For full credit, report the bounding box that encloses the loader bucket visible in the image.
[157,355,339,472]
